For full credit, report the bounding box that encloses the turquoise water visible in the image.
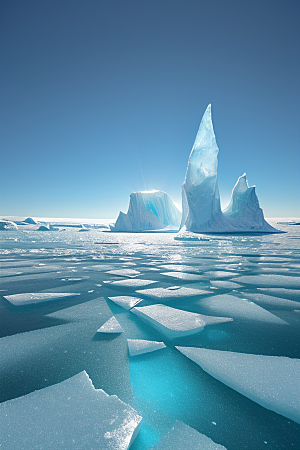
[0,219,299,449]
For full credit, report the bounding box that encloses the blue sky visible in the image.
[1,0,299,219]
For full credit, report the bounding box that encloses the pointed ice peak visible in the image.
[193,103,218,152]
[232,173,249,193]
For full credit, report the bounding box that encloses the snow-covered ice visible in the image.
[97,316,123,333]
[108,296,143,310]
[258,288,300,300]
[0,371,142,449]
[176,347,300,424]
[106,279,157,288]
[132,304,233,339]
[161,271,204,281]
[153,421,227,450]
[241,292,300,310]
[197,294,288,324]
[127,339,166,356]
[210,280,243,289]
[3,292,80,306]
[111,190,181,232]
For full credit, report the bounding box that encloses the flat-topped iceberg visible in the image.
[179,104,279,234]
[111,190,181,232]
[131,304,232,339]
[176,347,300,424]
[0,371,142,449]
[153,421,227,450]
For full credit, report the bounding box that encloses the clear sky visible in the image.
[1,0,299,219]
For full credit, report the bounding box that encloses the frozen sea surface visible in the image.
[0,218,299,449]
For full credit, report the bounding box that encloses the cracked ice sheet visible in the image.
[131,304,232,339]
[0,371,142,450]
[176,347,300,424]
[234,275,300,289]
[3,292,80,306]
[153,421,227,450]
[135,287,211,299]
[196,294,288,325]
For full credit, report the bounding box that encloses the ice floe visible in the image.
[153,421,227,449]
[105,269,141,277]
[241,292,300,310]
[0,371,141,449]
[197,294,288,324]
[234,275,300,289]
[97,316,123,333]
[161,271,204,281]
[210,280,243,289]
[3,292,80,306]
[135,286,211,299]
[106,279,157,288]
[127,339,166,356]
[176,347,300,424]
[258,288,300,301]
[108,296,142,310]
[132,304,232,339]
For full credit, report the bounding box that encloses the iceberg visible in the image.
[127,339,166,356]
[176,347,300,424]
[111,190,181,232]
[131,304,233,339]
[153,421,227,450]
[0,371,142,449]
[180,105,279,233]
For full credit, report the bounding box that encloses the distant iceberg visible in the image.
[111,190,181,232]
[180,105,279,234]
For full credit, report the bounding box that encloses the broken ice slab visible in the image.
[258,288,300,301]
[153,421,227,449]
[241,292,300,310]
[131,304,232,339]
[106,279,157,288]
[210,280,243,289]
[105,269,141,277]
[3,292,80,306]
[161,272,204,281]
[176,347,300,424]
[0,371,142,449]
[0,269,22,277]
[159,264,203,273]
[108,296,142,310]
[97,316,123,333]
[135,286,211,300]
[202,271,239,279]
[83,264,116,271]
[233,274,300,289]
[197,294,288,325]
[127,339,166,356]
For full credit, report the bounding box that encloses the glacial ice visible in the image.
[176,347,300,424]
[111,190,181,232]
[153,421,227,450]
[131,304,233,339]
[97,316,123,333]
[0,371,142,449]
[180,104,279,234]
[3,292,80,306]
[135,286,211,299]
[127,339,166,356]
[197,294,288,324]
[108,296,143,310]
